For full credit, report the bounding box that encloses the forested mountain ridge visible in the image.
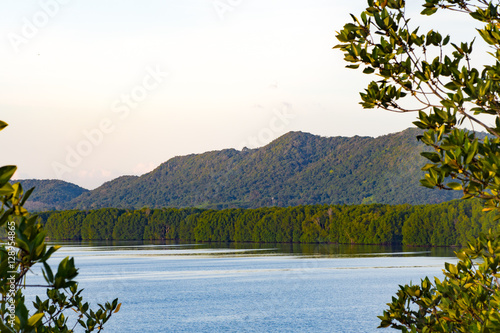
[11,179,89,211]
[54,127,460,210]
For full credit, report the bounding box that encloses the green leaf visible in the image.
[444,82,459,90]
[42,261,54,284]
[447,263,458,275]
[0,120,7,131]
[420,179,435,188]
[363,67,375,74]
[421,7,438,16]
[0,183,14,196]
[0,166,17,187]
[447,182,462,190]
[19,187,35,207]
[421,152,441,163]
[0,320,15,333]
[27,313,44,327]
[422,163,436,171]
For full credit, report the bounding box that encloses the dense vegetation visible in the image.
[20,128,464,211]
[39,200,496,246]
[336,0,500,330]
[11,179,88,211]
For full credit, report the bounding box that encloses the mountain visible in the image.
[57,128,460,210]
[11,179,89,211]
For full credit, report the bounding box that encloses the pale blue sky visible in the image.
[0,0,487,189]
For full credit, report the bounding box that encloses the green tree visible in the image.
[336,0,500,331]
[45,210,87,240]
[0,121,120,332]
[82,208,125,240]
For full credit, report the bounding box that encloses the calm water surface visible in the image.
[25,242,457,333]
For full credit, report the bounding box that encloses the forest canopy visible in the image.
[35,200,496,247]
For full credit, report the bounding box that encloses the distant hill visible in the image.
[11,179,89,211]
[54,127,460,210]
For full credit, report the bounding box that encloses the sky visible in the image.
[0,0,488,189]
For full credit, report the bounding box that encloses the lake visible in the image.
[24,242,457,332]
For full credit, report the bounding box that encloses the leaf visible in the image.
[0,183,14,196]
[43,261,54,283]
[422,163,436,171]
[421,152,441,163]
[0,320,15,333]
[447,182,462,190]
[0,120,7,131]
[444,82,459,90]
[114,303,122,313]
[20,187,35,207]
[448,264,458,275]
[0,165,17,187]
[421,7,438,16]
[363,67,375,74]
[27,313,44,327]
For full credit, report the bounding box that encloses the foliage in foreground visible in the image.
[0,120,120,332]
[379,230,500,332]
[336,0,500,331]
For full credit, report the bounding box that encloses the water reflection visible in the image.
[49,240,458,258]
